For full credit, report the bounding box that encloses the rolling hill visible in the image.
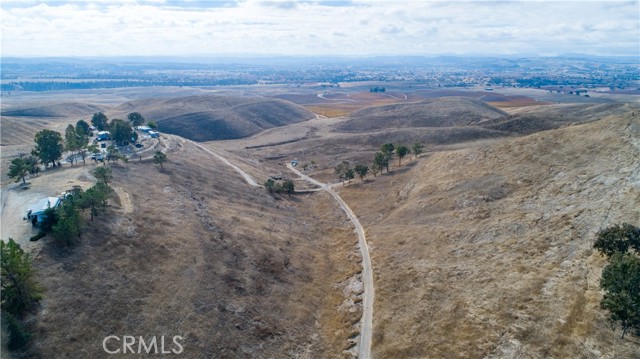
[339,112,640,357]
[481,103,636,134]
[109,95,316,141]
[338,97,507,132]
[0,102,107,118]
[22,139,361,358]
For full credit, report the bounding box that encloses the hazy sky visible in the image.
[1,0,638,57]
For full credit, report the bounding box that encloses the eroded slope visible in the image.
[340,113,640,358]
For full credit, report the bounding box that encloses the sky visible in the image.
[1,0,638,57]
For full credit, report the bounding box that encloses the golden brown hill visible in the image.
[338,97,507,132]
[339,113,640,357]
[24,139,361,358]
[109,95,316,141]
[1,102,107,118]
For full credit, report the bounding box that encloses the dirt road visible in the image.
[287,163,374,359]
[185,140,375,358]
[189,140,259,187]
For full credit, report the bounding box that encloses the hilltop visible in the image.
[1,102,107,118]
[483,102,634,134]
[109,95,316,141]
[338,97,507,132]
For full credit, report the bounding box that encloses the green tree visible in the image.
[380,144,394,172]
[0,238,43,316]
[65,124,81,165]
[91,112,109,131]
[93,166,113,185]
[594,223,640,258]
[79,183,110,221]
[25,156,39,177]
[396,145,409,165]
[371,160,380,177]
[154,151,167,169]
[264,179,276,194]
[282,179,295,196]
[354,164,369,182]
[374,151,389,173]
[39,207,59,233]
[344,168,355,185]
[4,312,30,350]
[381,143,395,156]
[76,119,91,136]
[334,160,351,185]
[127,112,145,127]
[33,129,64,168]
[600,253,640,339]
[148,121,158,130]
[412,142,424,159]
[52,201,82,246]
[109,119,132,145]
[8,157,30,184]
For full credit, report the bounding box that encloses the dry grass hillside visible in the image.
[21,140,363,358]
[483,103,634,134]
[338,97,507,132]
[1,102,107,118]
[109,95,315,141]
[339,113,640,358]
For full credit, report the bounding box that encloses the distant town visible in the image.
[1,55,638,93]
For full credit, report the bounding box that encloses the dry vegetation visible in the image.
[7,140,363,358]
[339,112,640,357]
[108,95,316,141]
[2,86,639,358]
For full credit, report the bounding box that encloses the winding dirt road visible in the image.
[181,139,374,358]
[287,163,373,359]
[189,141,259,187]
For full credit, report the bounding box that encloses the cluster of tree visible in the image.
[91,112,147,145]
[593,223,640,339]
[264,178,295,196]
[32,167,113,248]
[1,238,44,349]
[334,161,369,185]
[369,86,386,93]
[335,142,424,184]
[7,112,154,184]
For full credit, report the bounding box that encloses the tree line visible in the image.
[263,178,295,196]
[334,141,424,185]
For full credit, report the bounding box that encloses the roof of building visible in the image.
[28,197,61,214]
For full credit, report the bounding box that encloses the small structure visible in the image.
[26,197,61,225]
[96,131,112,141]
[148,130,160,138]
[137,126,152,133]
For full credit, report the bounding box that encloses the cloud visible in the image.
[1,0,638,57]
